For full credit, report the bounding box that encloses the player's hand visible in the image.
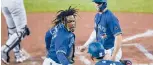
[77,46,86,52]
[110,55,116,61]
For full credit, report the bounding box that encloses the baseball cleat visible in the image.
[15,57,23,63]
[1,51,10,64]
[15,50,29,63]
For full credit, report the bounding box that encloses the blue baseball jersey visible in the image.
[96,60,123,65]
[45,23,75,65]
[94,10,122,49]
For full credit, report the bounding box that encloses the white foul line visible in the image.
[122,30,153,43]
[122,29,153,61]
[123,43,153,61]
[135,44,153,61]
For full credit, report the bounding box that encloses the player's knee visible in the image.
[17,25,30,38]
[8,26,17,36]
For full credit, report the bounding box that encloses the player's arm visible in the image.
[83,29,96,47]
[55,37,70,65]
[78,30,96,52]
[56,52,70,65]
[45,30,52,51]
[108,16,122,61]
[111,34,122,61]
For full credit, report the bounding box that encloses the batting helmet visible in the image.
[88,42,105,58]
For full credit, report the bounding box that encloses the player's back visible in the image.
[96,60,123,65]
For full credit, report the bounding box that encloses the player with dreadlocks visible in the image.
[43,6,78,65]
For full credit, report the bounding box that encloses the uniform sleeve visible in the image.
[55,36,70,65]
[56,53,70,65]
[108,16,122,36]
[45,30,52,51]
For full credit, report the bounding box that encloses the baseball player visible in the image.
[43,6,78,65]
[88,42,132,65]
[78,0,123,61]
[1,0,30,64]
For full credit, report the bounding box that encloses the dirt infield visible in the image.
[1,12,153,65]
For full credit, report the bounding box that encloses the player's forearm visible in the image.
[112,34,122,61]
[83,30,96,47]
[57,52,70,65]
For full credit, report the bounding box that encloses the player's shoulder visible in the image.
[108,10,118,19]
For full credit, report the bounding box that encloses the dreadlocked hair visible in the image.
[52,6,78,26]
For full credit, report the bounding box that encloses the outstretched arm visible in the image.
[83,29,96,47]
[78,30,96,52]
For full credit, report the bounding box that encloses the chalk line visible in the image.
[135,44,153,61]
[122,30,153,43]
[123,43,153,61]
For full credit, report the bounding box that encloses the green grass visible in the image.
[24,0,153,13]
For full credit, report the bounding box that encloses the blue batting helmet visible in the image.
[88,42,105,58]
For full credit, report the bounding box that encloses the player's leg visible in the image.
[1,5,16,64]
[8,27,27,63]
[43,58,62,65]
[10,0,30,62]
[115,48,122,61]
[1,0,30,64]
[7,27,23,63]
[106,48,122,61]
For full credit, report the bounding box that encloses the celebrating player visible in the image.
[43,6,78,65]
[78,0,123,61]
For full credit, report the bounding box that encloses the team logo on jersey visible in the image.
[97,24,106,33]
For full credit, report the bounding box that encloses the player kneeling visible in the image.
[43,6,78,65]
[88,42,132,65]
